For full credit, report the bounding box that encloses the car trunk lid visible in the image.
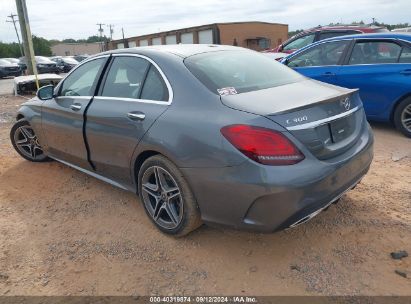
[220,79,365,160]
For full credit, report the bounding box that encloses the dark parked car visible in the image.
[267,25,388,54]
[4,58,21,64]
[73,54,89,62]
[51,56,79,73]
[10,45,373,236]
[0,58,21,78]
[18,56,60,74]
[282,33,411,137]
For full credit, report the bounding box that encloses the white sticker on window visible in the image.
[217,87,237,96]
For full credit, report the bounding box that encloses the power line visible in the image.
[6,13,24,57]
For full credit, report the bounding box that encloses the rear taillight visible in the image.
[221,124,304,165]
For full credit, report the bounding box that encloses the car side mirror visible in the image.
[37,84,55,100]
[282,58,289,65]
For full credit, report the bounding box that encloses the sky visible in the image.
[1,0,410,43]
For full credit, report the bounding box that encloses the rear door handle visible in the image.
[127,112,145,121]
[70,103,82,111]
[321,72,336,76]
[400,69,411,75]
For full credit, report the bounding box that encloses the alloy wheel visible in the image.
[141,166,184,230]
[13,125,45,160]
[401,103,411,133]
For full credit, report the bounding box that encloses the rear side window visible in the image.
[399,46,411,63]
[185,50,303,94]
[140,65,169,101]
[60,58,105,96]
[102,57,149,99]
[287,40,349,68]
[348,41,402,65]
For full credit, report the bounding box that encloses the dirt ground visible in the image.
[0,94,410,296]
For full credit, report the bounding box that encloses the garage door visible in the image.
[166,35,177,45]
[117,43,124,49]
[181,32,194,44]
[128,41,137,48]
[152,37,162,45]
[139,40,148,46]
[198,29,213,44]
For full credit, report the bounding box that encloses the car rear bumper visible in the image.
[38,67,59,74]
[0,70,21,77]
[181,124,374,232]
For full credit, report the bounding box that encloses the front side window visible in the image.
[101,56,149,99]
[288,40,349,68]
[185,50,304,94]
[283,33,315,51]
[60,58,105,96]
[348,41,402,65]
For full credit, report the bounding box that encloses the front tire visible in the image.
[10,120,50,162]
[394,97,411,138]
[138,155,202,237]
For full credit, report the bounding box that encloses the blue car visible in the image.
[281,33,411,137]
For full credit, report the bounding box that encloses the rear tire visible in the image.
[10,120,50,162]
[138,155,202,237]
[394,97,411,138]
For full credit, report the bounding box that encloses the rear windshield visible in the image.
[184,50,304,94]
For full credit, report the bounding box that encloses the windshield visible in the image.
[184,50,304,95]
[63,57,79,64]
[35,56,53,63]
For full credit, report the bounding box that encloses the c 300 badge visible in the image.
[340,97,351,111]
[286,115,308,124]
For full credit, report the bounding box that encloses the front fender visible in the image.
[15,99,45,149]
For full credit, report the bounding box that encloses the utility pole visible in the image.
[96,23,105,52]
[121,27,128,48]
[6,13,24,57]
[15,0,38,87]
[107,24,114,41]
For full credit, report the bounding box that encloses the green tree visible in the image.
[62,38,76,43]
[0,42,22,57]
[32,35,52,56]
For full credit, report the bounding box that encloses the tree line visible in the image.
[0,35,109,58]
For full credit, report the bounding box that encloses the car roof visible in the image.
[99,44,244,59]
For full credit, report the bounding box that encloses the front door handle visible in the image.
[70,103,82,111]
[127,112,145,121]
[400,69,411,75]
[321,72,336,77]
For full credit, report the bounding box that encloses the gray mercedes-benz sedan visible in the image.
[10,45,374,236]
